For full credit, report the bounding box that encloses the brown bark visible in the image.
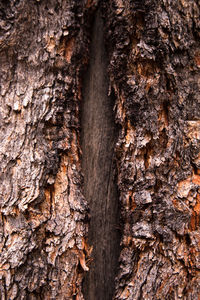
[0,1,96,299]
[0,0,200,299]
[102,0,200,299]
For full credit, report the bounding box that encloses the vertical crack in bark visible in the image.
[81,8,120,300]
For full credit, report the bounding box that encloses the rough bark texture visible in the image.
[0,0,200,299]
[102,0,200,299]
[0,1,96,299]
[81,9,120,300]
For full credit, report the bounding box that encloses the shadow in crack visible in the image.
[81,8,121,300]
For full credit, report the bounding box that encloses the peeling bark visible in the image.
[102,0,200,299]
[0,1,96,299]
[0,0,200,299]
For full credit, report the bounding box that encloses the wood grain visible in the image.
[81,9,120,300]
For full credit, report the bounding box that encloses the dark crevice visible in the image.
[81,8,120,300]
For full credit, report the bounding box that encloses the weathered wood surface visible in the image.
[81,9,120,300]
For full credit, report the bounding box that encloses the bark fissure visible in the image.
[81,9,120,300]
[1,0,200,299]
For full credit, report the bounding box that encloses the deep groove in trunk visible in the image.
[81,8,120,300]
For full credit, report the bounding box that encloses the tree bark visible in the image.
[0,0,200,299]
[0,1,95,299]
[102,1,200,299]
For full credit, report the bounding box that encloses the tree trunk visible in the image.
[102,1,200,299]
[0,1,95,299]
[0,0,199,299]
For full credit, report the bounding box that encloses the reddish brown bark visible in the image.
[0,0,200,299]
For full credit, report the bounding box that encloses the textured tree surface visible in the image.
[0,1,96,299]
[102,0,200,299]
[0,0,200,299]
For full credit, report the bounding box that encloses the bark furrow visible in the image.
[81,9,120,300]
